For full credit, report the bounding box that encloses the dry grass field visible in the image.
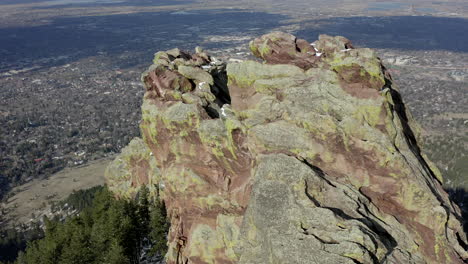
[1,156,113,227]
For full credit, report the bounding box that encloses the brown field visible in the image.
[1,156,113,227]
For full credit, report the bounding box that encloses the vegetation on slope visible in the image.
[3,185,168,264]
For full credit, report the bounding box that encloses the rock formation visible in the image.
[105,32,467,264]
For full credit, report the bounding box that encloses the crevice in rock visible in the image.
[356,226,380,252]
[187,78,197,92]
[381,64,393,91]
[456,232,468,251]
[194,63,231,119]
[300,223,309,235]
[357,201,398,251]
[388,86,461,237]
[385,72,467,253]
[176,244,183,264]
[301,223,340,245]
[346,241,379,264]
[203,105,220,119]
[299,158,336,188]
[288,153,404,263]
[389,88,440,184]
[311,234,339,245]
[294,38,302,53]
[346,257,363,264]
[297,158,398,262]
[354,204,398,262]
[208,65,231,107]
[303,179,321,207]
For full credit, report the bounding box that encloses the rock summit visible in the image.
[106,32,467,264]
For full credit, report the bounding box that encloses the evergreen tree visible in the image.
[137,185,150,236]
[149,195,169,257]
[15,185,169,264]
[104,240,128,264]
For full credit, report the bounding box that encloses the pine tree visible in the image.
[15,185,170,264]
[137,185,150,235]
[149,196,169,257]
[105,240,129,264]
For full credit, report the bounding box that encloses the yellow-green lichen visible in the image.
[216,215,241,261]
[164,167,207,194]
[160,102,200,130]
[422,153,443,183]
[227,61,304,89]
[298,117,337,141]
[342,252,364,263]
[259,39,272,56]
[153,51,169,64]
[327,49,385,89]
[188,224,225,264]
[249,41,260,56]
[194,194,237,211]
[353,104,383,128]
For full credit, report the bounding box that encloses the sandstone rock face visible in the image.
[106,137,161,199]
[106,32,467,264]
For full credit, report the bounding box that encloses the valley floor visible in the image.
[0,156,112,228]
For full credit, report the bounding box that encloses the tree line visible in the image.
[1,185,169,264]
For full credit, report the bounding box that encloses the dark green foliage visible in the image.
[56,185,104,212]
[15,185,169,264]
[137,185,151,236]
[1,186,105,263]
[149,197,169,256]
[0,223,43,263]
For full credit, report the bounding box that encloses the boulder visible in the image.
[249,31,319,69]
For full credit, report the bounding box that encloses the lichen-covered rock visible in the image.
[249,31,319,70]
[105,137,160,199]
[106,33,467,264]
[314,34,354,53]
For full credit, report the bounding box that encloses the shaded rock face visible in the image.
[106,33,467,264]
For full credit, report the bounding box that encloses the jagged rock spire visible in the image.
[106,32,467,264]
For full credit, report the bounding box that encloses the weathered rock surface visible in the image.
[106,137,161,199]
[106,32,467,264]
